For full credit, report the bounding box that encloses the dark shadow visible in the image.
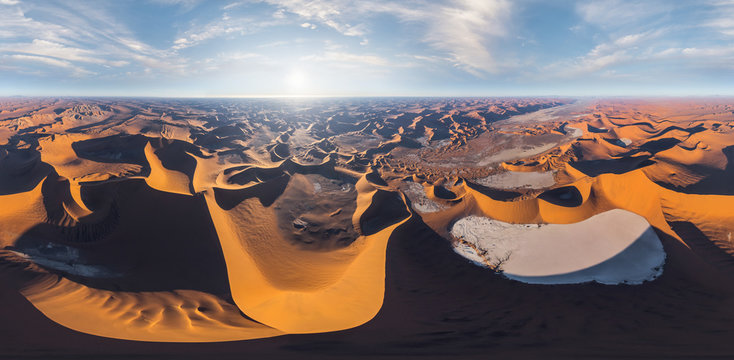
[654,124,707,138]
[305,147,329,160]
[38,174,120,244]
[0,147,53,195]
[9,179,232,295]
[569,155,654,177]
[314,138,336,152]
[606,119,657,131]
[71,134,149,165]
[602,137,629,148]
[268,142,290,161]
[675,145,734,195]
[191,128,249,152]
[587,125,608,133]
[464,180,522,201]
[638,137,681,154]
[431,185,457,200]
[359,190,410,236]
[365,170,388,187]
[538,186,583,207]
[669,221,734,277]
[214,173,290,210]
[346,155,372,170]
[227,166,284,185]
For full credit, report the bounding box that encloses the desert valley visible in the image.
[1,96,734,358]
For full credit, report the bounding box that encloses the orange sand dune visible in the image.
[207,173,411,333]
[8,256,283,342]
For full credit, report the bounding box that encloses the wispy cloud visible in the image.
[545,1,681,78]
[0,1,184,77]
[1,39,129,66]
[648,46,734,70]
[174,18,250,50]
[576,0,671,29]
[172,8,286,50]
[413,0,512,75]
[263,0,368,37]
[5,54,94,76]
[0,0,509,78]
[543,25,671,77]
[704,0,734,36]
[263,0,512,74]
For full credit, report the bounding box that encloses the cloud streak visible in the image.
[5,54,94,76]
[0,1,184,78]
[263,0,513,74]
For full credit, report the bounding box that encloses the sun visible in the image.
[285,69,309,94]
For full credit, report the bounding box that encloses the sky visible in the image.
[0,0,733,97]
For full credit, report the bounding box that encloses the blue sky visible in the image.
[0,0,733,97]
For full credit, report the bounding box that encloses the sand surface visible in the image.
[1,97,734,358]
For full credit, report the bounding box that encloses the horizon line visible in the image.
[3,94,734,100]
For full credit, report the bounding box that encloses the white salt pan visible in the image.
[475,171,556,190]
[450,209,665,285]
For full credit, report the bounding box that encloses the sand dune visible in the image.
[206,171,411,333]
[1,97,734,357]
[1,251,282,342]
[143,141,195,195]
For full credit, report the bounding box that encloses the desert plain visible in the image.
[1,96,734,358]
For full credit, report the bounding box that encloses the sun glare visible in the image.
[286,69,309,94]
